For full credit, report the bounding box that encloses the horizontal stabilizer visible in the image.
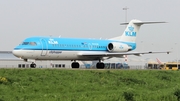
[121,21,167,26]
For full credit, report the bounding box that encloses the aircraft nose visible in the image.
[12,50,23,58]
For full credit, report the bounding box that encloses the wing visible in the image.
[78,51,170,58]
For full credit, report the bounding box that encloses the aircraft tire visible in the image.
[30,63,36,68]
[71,62,80,68]
[96,62,105,69]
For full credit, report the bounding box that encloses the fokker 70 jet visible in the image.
[13,19,169,68]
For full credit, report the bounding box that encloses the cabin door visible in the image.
[40,39,48,56]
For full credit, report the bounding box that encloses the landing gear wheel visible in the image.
[96,62,105,69]
[30,62,36,68]
[71,62,80,68]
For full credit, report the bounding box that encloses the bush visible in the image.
[174,89,180,101]
[123,91,134,101]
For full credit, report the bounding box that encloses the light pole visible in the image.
[123,7,129,65]
[123,7,129,22]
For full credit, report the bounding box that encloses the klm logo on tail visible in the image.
[125,26,136,37]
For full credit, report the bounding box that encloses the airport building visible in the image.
[146,62,180,70]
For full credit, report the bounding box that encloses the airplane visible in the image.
[156,58,164,65]
[12,19,170,68]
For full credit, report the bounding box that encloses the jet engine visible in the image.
[107,42,132,52]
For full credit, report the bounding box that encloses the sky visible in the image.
[0,0,180,63]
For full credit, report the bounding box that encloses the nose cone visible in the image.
[13,50,23,58]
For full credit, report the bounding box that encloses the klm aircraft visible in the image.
[12,19,169,68]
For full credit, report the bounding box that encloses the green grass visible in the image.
[0,69,180,101]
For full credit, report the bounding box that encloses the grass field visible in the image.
[0,68,180,101]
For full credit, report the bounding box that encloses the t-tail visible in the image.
[156,58,163,64]
[110,19,166,42]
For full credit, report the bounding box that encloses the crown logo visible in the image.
[128,26,134,32]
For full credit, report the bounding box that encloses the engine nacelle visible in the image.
[107,42,132,52]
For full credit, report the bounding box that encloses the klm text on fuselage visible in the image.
[125,31,136,37]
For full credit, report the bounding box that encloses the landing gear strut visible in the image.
[71,61,80,68]
[30,62,36,68]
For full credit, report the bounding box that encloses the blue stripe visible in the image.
[13,48,108,51]
[14,37,137,51]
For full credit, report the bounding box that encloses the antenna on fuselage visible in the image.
[49,35,52,39]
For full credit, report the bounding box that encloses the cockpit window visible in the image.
[29,42,37,46]
[21,42,37,46]
[22,42,29,45]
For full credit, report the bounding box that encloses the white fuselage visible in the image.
[13,50,107,61]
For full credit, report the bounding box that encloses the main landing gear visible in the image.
[96,61,105,69]
[30,62,36,68]
[71,60,105,69]
[71,61,80,68]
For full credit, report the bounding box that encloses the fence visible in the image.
[0,64,146,69]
